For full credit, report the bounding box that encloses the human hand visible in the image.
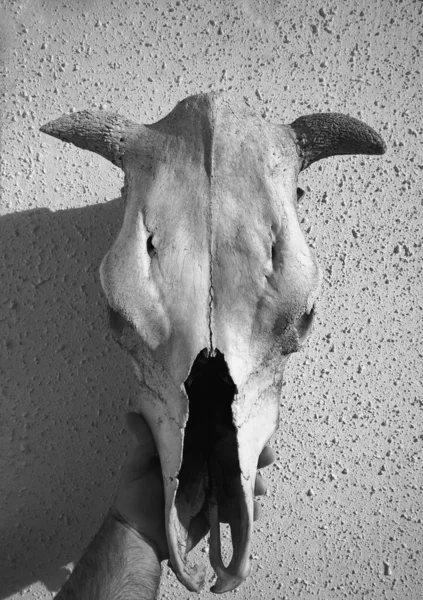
[113,412,275,561]
[113,412,168,560]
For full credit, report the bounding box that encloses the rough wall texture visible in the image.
[0,0,421,598]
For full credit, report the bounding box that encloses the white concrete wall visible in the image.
[1,0,421,598]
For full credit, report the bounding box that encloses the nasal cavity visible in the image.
[108,306,132,339]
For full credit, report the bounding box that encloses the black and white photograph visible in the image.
[0,1,421,598]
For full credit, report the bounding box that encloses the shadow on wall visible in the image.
[0,199,139,598]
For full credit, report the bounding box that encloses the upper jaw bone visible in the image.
[165,415,264,594]
[132,348,279,593]
[150,355,280,593]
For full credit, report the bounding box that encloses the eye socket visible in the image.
[147,234,156,257]
[297,187,305,202]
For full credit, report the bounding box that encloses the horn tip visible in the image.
[365,126,387,156]
[375,136,387,155]
[39,120,55,136]
[39,115,73,142]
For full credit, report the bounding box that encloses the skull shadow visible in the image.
[0,198,137,598]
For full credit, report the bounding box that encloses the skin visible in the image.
[54,412,275,600]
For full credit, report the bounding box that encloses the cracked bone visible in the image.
[41,93,385,594]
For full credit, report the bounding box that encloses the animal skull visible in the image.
[41,93,385,594]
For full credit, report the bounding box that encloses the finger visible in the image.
[257,446,276,469]
[253,500,261,521]
[254,472,267,496]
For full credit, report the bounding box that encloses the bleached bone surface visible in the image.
[41,93,385,593]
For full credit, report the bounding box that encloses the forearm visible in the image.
[55,512,161,600]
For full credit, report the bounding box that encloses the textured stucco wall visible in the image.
[0,0,421,598]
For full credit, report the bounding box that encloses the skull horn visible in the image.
[40,111,143,168]
[289,112,386,170]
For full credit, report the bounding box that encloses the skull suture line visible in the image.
[41,93,385,594]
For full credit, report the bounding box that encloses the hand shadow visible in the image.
[0,198,139,597]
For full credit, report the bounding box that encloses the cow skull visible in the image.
[41,93,385,593]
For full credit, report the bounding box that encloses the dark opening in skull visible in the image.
[177,350,240,533]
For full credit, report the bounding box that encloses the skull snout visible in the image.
[173,350,256,593]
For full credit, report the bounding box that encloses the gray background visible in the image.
[0,0,421,598]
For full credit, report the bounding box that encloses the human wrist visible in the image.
[55,511,161,600]
[110,507,163,562]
